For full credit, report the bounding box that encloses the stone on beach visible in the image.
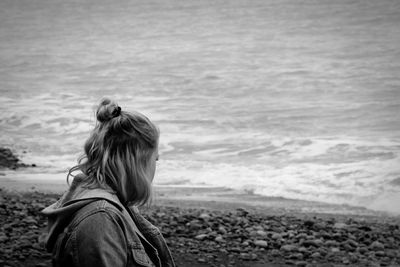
[253,240,268,248]
[0,148,36,170]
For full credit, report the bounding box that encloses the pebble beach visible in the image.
[1,189,400,267]
[1,148,400,267]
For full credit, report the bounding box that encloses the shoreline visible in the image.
[1,146,399,218]
[1,172,399,227]
[0,171,398,220]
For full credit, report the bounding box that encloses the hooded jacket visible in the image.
[42,178,175,267]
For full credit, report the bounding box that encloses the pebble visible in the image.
[281,244,298,252]
[298,247,308,253]
[311,252,321,259]
[370,241,385,251]
[296,233,308,239]
[0,235,8,243]
[197,257,206,263]
[357,247,368,254]
[272,233,283,240]
[239,253,257,261]
[199,213,211,220]
[256,230,267,237]
[331,247,340,253]
[215,236,225,243]
[334,222,348,229]
[270,249,281,257]
[195,234,208,240]
[346,239,359,247]
[342,257,350,264]
[253,240,268,248]
[218,226,227,235]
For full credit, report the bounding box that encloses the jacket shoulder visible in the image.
[68,199,123,229]
[63,202,130,267]
[65,200,157,267]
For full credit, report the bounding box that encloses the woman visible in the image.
[42,98,175,267]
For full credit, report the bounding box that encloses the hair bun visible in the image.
[96,98,120,123]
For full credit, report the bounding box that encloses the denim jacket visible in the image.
[42,180,175,267]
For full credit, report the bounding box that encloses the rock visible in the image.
[303,220,314,228]
[256,230,267,237]
[287,230,296,238]
[331,247,340,253]
[199,213,211,220]
[333,222,348,229]
[0,147,33,169]
[249,230,258,237]
[298,247,308,254]
[270,249,281,257]
[241,241,249,246]
[239,253,257,261]
[317,248,328,256]
[357,247,368,254]
[254,225,263,231]
[296,233,308,239]
[345,244,357,252]
[195,234,208,240]
[22,216,37,224]
[188,220,203,231]
[215,236,225,243]
[218,226,227,235]
[348,252,359,263]
[228,247,241,253]
[281,244,297,252]
[236,208,249,217]
[311,252,321,259]
[253,240,268,248]
[239,253,250,260]
[370,241,384,251]
[197,257,206,263]
[272,233,283,240]
[250,253,258,260]
[358,225,372,231]
[385,249,398,258]
[346,239,359,247]
[332,232,344,241]
[219,248,228,253]
[342,257,350,264]
[0,235,8,243]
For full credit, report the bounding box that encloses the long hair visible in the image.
[68,98,159,206]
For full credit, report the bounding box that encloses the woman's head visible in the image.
[69,98,159,206]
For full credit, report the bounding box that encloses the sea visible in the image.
[1,0,400,213]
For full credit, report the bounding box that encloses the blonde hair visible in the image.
[68,98,159,206]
